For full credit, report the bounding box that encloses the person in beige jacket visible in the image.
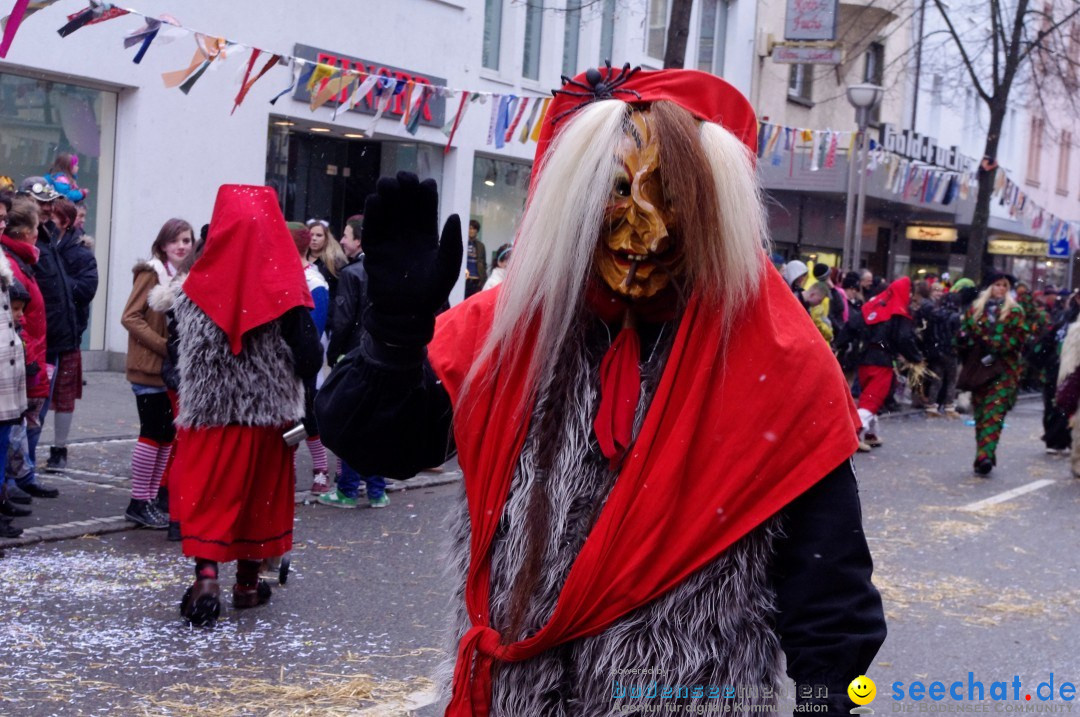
[120,218,193,529]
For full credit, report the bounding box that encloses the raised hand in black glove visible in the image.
[361,171,462,347]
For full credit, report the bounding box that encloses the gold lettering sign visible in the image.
[905,226,958,241]
[987,239,1049,257]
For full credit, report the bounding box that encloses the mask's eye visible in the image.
[613,174,632,198]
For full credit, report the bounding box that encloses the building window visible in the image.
[1027,117,1044,185]
[863,42,884,124]
[0,71,115,351]
[696,0,728,75]
[523,1,543,80]
[483,0,503,70]
[599,0,617,63]
[1058,131,1071,194]
[471,155,532,269]
[563,0,582,77]
[788,64,813,104]
[647,0,669,59]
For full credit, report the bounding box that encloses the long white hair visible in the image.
[463,99,769,402]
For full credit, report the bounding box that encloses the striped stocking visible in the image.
[149,442,173,499]
[305,436,328,474]
[130,437,161,500]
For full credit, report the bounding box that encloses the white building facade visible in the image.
[0,0,760,365]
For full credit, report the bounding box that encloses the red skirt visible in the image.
[857,365,894,415]
[173,425,295,562]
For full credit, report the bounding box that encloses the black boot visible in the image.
[125,499,168,529]
[5,483,32,505]
[45,446,67,472]
[167,521,181,542]
[155,486,169,515]
[0,500,31,518]
[0,516,23,538]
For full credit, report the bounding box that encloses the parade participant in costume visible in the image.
[855,276,923,449]
[120,219,191,529]
[318,67,885,715]
[957,272,1026,476]
[173,185,321,626]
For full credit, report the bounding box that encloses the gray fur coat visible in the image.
[437,323,783,716]
[174,292,305,428]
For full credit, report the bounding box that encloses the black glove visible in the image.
[361,171,462,347]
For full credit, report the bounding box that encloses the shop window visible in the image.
[599,0,617,63]
[647,0,669,60]
[483,0,503,70]
[471,156,532,265]
[1027,116,1044,185]
[1057,130,1071,194]
[563,0,582,77]
[788,64,813,104]
[523,1,544,80]
[0,71,115,352]
[697,0,728,75]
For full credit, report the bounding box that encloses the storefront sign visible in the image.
[905,225,957,241]
[878,124,965,171]
[772,44,843,64]
[292,44,446,127]
[784,0,838,41]
[987,238,1049,257]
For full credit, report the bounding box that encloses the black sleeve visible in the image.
[769,458,886,715]
[279,306,324,380]
[67,246,99,307]
[315,331,454,479]
[892,315,924,363]
[327,268,361,365]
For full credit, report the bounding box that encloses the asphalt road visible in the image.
[2,373,1080,715]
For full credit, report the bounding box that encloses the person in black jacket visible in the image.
[45,197,98,470]
[855,276,924,450]
[919,284,962,418]
[318,214,389,509]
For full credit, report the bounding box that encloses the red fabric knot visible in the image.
[594,323,641,470]
[446,625,504,717]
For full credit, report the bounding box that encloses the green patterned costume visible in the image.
[958,301,1027,467]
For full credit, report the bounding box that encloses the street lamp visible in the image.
[842,83,884,273]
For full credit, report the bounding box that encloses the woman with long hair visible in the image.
[957,272,1027,476]
[305,219,347,300]
[120,218,192,527]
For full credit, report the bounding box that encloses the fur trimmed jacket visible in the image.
[174,293,322,429]
[121,259,171,386]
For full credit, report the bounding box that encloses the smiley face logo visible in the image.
[848,675,877,706]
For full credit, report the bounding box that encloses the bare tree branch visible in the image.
[931,0,992,102]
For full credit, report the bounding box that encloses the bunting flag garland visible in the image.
[520,96,542,143]
[529,98,550,142]
[486,94,501,147]
[1,0,63,57]
[823,131,838,169]
[310,70,356,112]
[232,51,281,114]
[406,85,433,135]
[343,73,381,115]
[505,97,529,143]
[125,19,160,64]
[58,2,128,38]
[399,79,416,126]
[443,91,471,154]
[366,77,397,133]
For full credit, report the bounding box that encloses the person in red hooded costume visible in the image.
[318,66,885,715]
[172,185,322,626]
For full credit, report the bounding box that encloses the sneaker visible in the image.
[309,472,331,496]
[865,434,884,448]
[974,458,994,476]
[369,493,390,509]
[125,499,169,529]
[45,446,67,472]
[925,407,943,418]
[943,407,961,419]
[317,489,357,509]
[856,440,873,453]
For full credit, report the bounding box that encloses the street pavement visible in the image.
[2,373,1080,715]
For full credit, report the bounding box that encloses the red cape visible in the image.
[429,266,860,716]
[183,185,313,354]
[863,276,912,326]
